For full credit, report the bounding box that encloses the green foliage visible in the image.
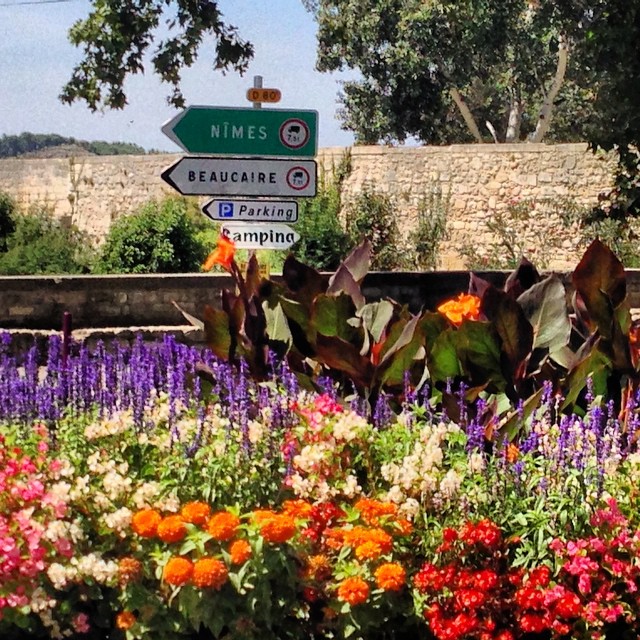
[0,206,94,275]
[0,132,145,157]
[305,1,600,144]
[0,192,17,252]
[408,184,450,271]
[60,0,254,110]
[460,197,589,270]
[94,197,206,274]
[345,187,407,270]
[292,155,354,271]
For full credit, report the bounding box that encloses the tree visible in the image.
[302,1,607,145]
[60,0,254,111]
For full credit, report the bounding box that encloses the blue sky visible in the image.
[0,0,356,151]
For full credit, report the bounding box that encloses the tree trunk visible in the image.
[530,35,568,143]
[450,87,484,143]
[505,95,523,142]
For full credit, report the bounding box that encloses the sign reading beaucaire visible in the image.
[202,199,298,223]
[220,223,300,250]
[161,156,317,197]
[161,106,318,157]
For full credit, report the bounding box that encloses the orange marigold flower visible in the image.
[203,234,236,272]
[282,499,314,519]
[355,498,397,525]
[162,556,193,586]
[229,539,252,565]
[343,526,393,554]
[355,541,383,561]
[437,293,481,326]
[395,519,413,536]
[131,509,162,538]
[303,554,332,581]
[116,611,136,630]
[323,528,346,550]
[192,557,229,589]
[251,509,278,524]
[157,515,187,543]
[181,501,211,526]
[337,577,370,606]
[117,557,143,586]
[375,563,406,591]
[260,514,297,544]
[207,511,241,542]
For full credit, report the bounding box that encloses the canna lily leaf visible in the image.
[572,238,626,339]
[357,300,395,343]
[311,293,359,341]
[517,275,571,352]
[202,304,231,360]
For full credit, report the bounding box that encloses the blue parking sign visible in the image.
[218,202,234,218]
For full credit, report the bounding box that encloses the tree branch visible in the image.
[530,35,568,143]
[449,87,484,143]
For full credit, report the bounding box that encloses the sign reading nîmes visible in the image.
[161,106,318,157]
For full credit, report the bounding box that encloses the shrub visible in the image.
[0,205,93,275]
[460,197,588,270]
[408,183,450,270]
[292,155,354,271]
[345,186,408,270]
[94,197,206,273]
[0,192,16,253]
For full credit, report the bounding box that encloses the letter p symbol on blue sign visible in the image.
[218,202,234,218]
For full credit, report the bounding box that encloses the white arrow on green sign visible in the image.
[161,156,317,197]
[161,106,318,157]
[221,222,300,250]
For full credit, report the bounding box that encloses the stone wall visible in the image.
[0,144,617,268]
[3,270,640,332]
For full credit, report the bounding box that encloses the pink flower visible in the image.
[578,573,592,595]
[73,613,90,633]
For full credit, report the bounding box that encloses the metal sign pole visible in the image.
[253,75,263,109]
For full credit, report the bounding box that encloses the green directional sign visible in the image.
[161,106,318,157]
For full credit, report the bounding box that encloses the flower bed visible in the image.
[2,239,640,639]
[0,330,640,640]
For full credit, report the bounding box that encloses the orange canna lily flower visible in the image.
[437,293,481,326]
[203,233,236,272]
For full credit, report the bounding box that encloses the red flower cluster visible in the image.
[415,520,581,640]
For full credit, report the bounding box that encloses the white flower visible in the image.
[438,469,462,500]
[342,474,361,498]
[104,507,133,534]
[468,452,486,473]
[132,482,161,508]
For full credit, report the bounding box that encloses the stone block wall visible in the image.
[0,144,617,267]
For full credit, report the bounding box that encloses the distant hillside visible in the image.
[0,132,147,158]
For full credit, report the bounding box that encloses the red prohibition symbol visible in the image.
[286,166,311,191]
[279,118,310,149]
